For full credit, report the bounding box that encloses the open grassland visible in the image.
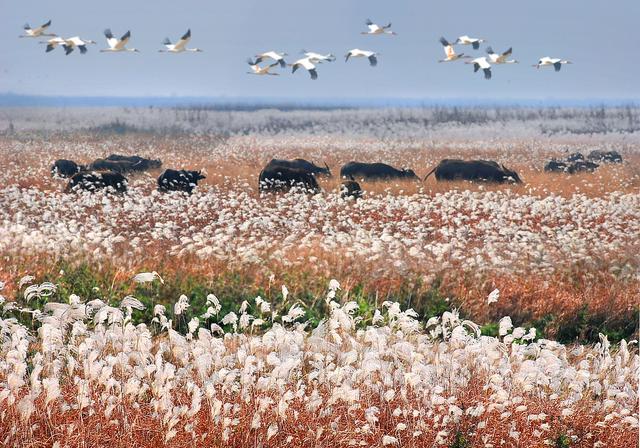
[0,107,638,446]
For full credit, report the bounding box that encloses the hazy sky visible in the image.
[2,0,639,100]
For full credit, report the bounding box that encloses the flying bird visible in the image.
[101,29,139,53]
[62,36,97,55]
[454,35,486,50]
[39,37,66,53]
[362,19,396,35]
[345,49,379,66]
[247,59,280,76]
[533,57,572,71]
[486,46,517,64]
[254,51,287,68]
[301,50,336,63]
[20,20,55,38]
[290,57,318,80]
[438,37,467,62]
[466,56,492,79]
[159,29,203,53]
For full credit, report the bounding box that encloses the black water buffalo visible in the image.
[52,159,83,177]
[587,150,622,163]
[266,158,331,177]
[544,160,569,173]
[259,166,320,193]
[424,159,522,184]
[106,154,162,170]
[566,152,584,162]
[66,171,127,193]
[340,179,363,199]
[545,159,599,174]
[567,160,599,174]
[340,162,419,181]
[89,158,140,173]
[157,169,206,194]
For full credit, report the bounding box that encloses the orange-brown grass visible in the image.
[1,375,636,447]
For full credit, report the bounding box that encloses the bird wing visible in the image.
[33,20,52,33]
[483,68,492,79]
[309,68,318,80]
[368,24,379,32]
[439,37,450,47]
[476,57,491,69]
[66,36,82,46]
[485,46,494,54]
[365,18,373,25]
[368,54,378,66]
[104,29,119,48]
[383,23,392,29]
[24,23,31,31]
[444,45,455,58]
[299,58,316,70]
[501,47,512,57]
[174,29,191,51]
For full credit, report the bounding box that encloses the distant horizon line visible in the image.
[1,93,638,109]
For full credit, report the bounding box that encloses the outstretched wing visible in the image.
[501,47,512,57]
[485,46,494,55]
[368,54,377,66]
[309,68,318,80]
[365,18,373,25]
[439,36,450,47]
[174,29,191,51]
[472,41,480,50]
[483,68,491,79]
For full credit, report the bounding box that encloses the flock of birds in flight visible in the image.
[20,19,573,80]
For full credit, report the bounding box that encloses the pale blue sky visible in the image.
[2,0,638,100]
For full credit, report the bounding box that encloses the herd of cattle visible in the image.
[543,150,623,174]
[51,149,624,197]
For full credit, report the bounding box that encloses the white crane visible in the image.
[20,20,55,38]
[533,57,572,71]
[300,50,336,63]
[290,57,318,80]
[438,37,467,62]
[254,51,287,68]
[345,49,379,66]
[159,29,203,53]
[247,59,280,76]
[62,36,97,55]
[454,35,486,50]
[361,19,396,35]
[100,29,139,53]
[39,37,66,53]
[486,46,517,64]
[465,56,492,79]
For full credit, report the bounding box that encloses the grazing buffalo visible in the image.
[566,152,584,162]
[66,171,127,193]
[106,154,162,170]
[545,159,599,174]
[52,159,83,177]
[157,169,206,194]
[259,166,320,193]
[587,150,622,163]
[567,160,599,174]
[340,179,363,199]
[424,159,522,184]
[89,158,140,173]
[544,160,569,173]
[340,162,419,181]
[266,158,331,177]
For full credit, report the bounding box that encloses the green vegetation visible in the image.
[2,262,637,344]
